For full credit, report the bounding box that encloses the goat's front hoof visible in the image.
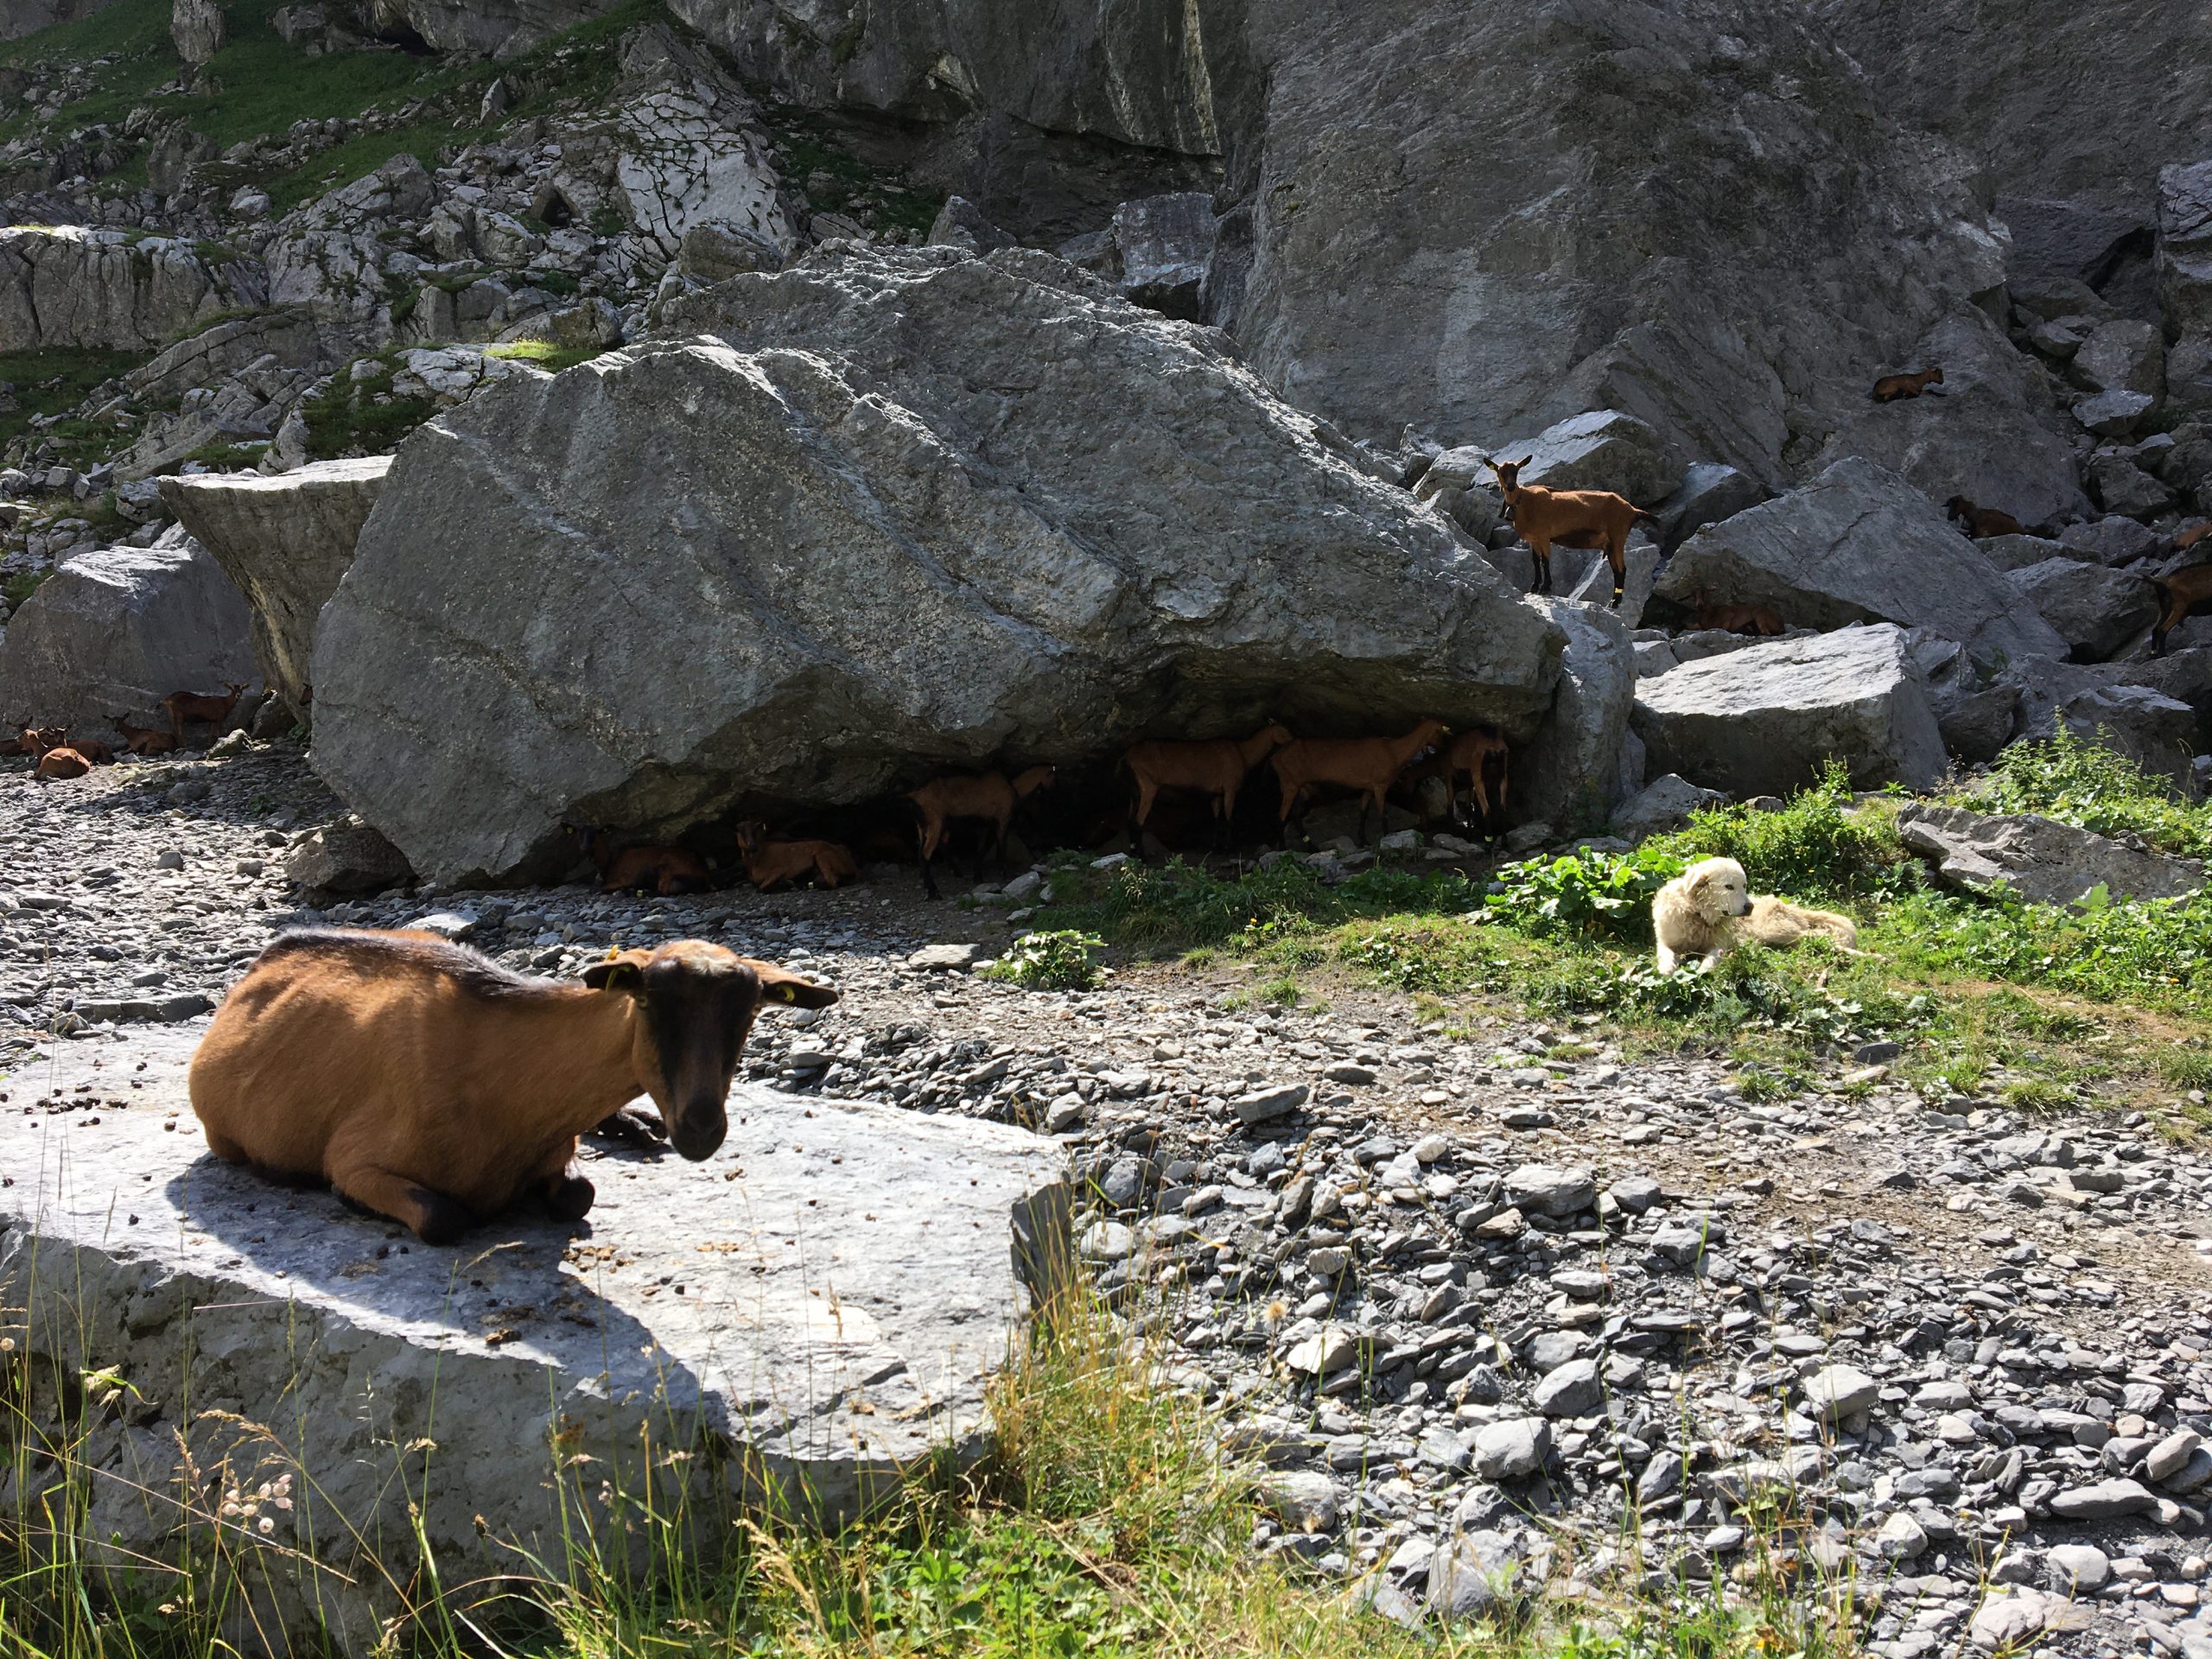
[592,1105,666,1147]
[544,1171,596,1222]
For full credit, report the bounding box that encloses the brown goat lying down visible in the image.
[1870,366,1942,402]
[188,929,836,1243]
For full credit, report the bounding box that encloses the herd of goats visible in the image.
[10,360,2212,897]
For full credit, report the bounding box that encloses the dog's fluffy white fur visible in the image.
[1651,855,1858,971]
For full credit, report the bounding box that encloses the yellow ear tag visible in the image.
[774,983,798,1003]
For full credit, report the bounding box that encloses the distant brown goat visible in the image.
[2150,560,2212,656]
[1489,458,1651,607]
[2171,522,2212,556]
[1871,366,1943,403]
[111,714,179,755]
[1946,496,2026,539]
[733,821,861,892]
[66,736,114,764]
[1122,721,1293,849]
[1272,717,1447,843]
[1403,726,1510,830]
[567,825,711,896]
[16,725,66,756]
[909,766,1056,899]
[0,727,39,758]
[161,681,248,741]
[188,928,836,1242]
[33,746,92,781]
[1689,588,1785,638]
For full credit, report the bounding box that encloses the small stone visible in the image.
[1078,1221,1135,1262]
[2147,1429,2202,1485]
[2046,1478,2158,1520]
[1504,1163,1596,1217]
[154,849,183,870]
[2047,1543,2111,1593]
[1876,1510,1928,1560]
[1473,1417,1551,1480]
[1231,1084,1307,1126]
[906,943,987,971]
[1802,1364,1880,1423]
[1286,1325,1362,1377]
[1256,1469,1338,1533]
[1532,1357,1603,1417]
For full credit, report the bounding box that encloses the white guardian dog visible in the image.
[1651,856,1859,972]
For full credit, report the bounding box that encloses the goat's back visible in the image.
[188,930,556,1187]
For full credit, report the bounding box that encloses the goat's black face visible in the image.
[586,942,839,1162]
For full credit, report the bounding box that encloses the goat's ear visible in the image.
[743,960,839,1009]
[582,947,652,992]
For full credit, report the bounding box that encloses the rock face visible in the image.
[2004,558,2160,662]
[314,245,1566,885]
[1516,597,1636,833]
[1656,458,2069,666]
[1813,0,2212,227]
[1812,311,2089,530]
[1632,625,1948,798]
[0,537,257,737]
[1230,0,2001,480]
[0,1026,1070,1652]
[1896,804,2206,906]
[2160,161,2212,337]
[159,457,393,717]
[0,227,267,352]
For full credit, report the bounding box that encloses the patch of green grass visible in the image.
[299,353,436,460]
[0,346,146,457]
[1972,726,2212,858]
[483,339,607,372]
[3,569,52,610]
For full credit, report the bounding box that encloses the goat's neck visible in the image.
[498,988,648,1140]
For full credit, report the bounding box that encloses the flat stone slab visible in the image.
[1897,803,2206,906]
[0,1023,1069,1649]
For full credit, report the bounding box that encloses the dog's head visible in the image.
[1683,856,1751,924]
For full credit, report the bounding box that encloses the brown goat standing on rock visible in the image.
[1272,717,1446,844]
[188,929,837,1242]
[1488,458,1650,607]
[1871,366,1943,403]
[2150,561,2212,656]
[161,681,248,743]
[909,766,1055,899]
[1946,497,2026,540]
[733,821,861,891]
[1121,722,1292,850]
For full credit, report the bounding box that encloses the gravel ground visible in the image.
[6,746,2212,1654]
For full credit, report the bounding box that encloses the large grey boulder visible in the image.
[1656,458,2069,666]
[159,456,392,717]
[1516,597,1636,833]
[1610,772,1725,838]
[170,0,226,62]
[0,537,257,737]
[2071,319,2164,400]
[1631,625,1948,798]
[2005,558,2161,662]
[315,246,1565,885]
[2005,662,2199,790]
[1109,191,1217,319]
[0,1025,1069,1652]
[2160,161,2212,337]
[1813,311,2090,529]
[283,813,414,900]
[1494,410,1682,505]
[1655,461,1770,556]
[0,227,266,352]
[1896,804,2204,906]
